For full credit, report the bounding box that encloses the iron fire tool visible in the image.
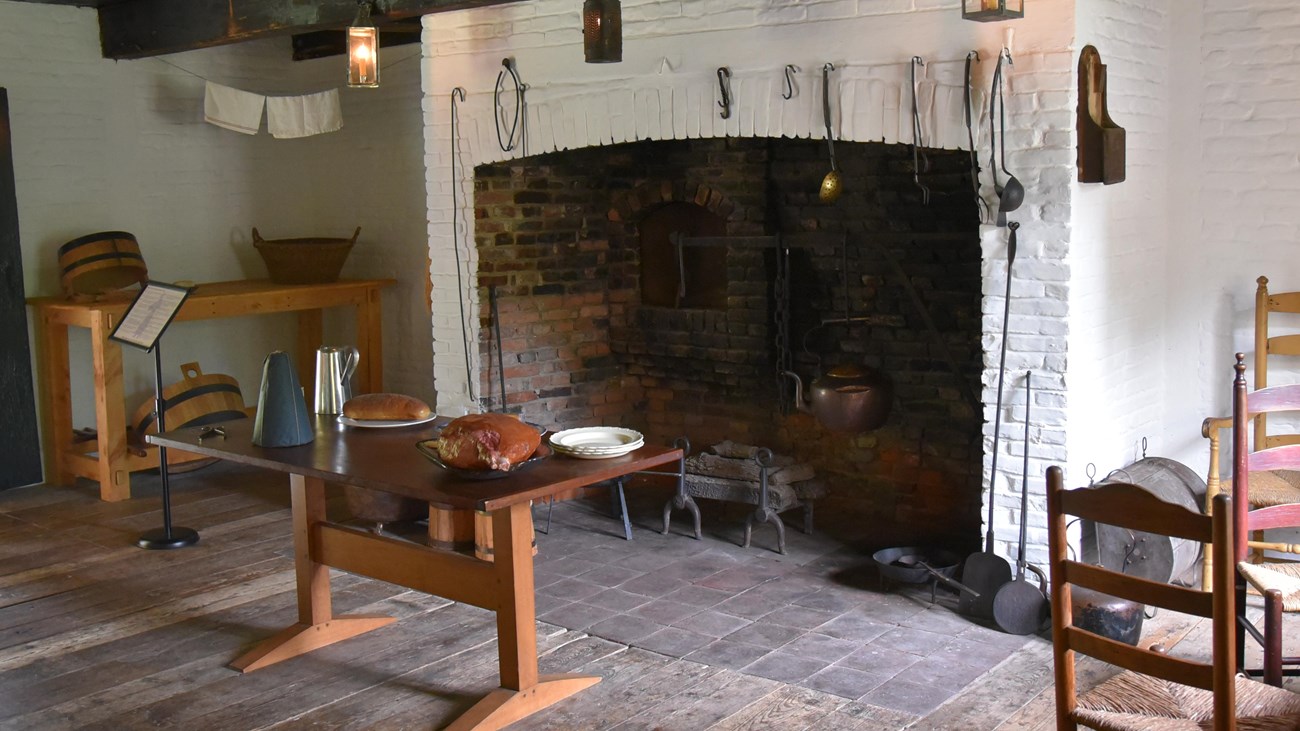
[910,55,930,204]
[990,48,1024,226]
[957,222,1019,618]
[992,371,1049,635]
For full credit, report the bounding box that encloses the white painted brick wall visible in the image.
[1161,2,1300,554]
[1069,0,1172,517]
[4,1,433,453]
[422,0,1078,562]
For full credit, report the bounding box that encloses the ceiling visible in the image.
[9,0,522,59]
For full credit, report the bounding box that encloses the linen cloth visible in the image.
[203,82,265,135]
[266,89,343,139]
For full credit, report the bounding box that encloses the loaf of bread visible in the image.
[435,413,541,471]
[342,393,431,421]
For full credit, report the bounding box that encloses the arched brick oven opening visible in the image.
[472,136,985,550]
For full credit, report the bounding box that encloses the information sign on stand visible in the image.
[110,281,200,549]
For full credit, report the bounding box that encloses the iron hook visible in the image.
[495,58,524,152]
[717,67,732,119]
[782,64,797,100]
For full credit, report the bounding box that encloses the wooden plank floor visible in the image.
[0,463,1286,730]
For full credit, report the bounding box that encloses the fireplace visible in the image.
[467,136,983,548]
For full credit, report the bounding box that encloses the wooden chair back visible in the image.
[1254,276,1300,450]
[1230,352,1300,560]
[1047,465,1237,731]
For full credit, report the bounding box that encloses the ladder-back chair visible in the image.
[1202,276,1300,589]
[1231,352,1300,685]
[1048,465,1300,729]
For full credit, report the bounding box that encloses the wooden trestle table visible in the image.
[149,415,685,731]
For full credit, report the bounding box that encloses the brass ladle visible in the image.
[819,63,842,203]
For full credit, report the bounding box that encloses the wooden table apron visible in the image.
[149,416,684,731]
[27,278,393,502]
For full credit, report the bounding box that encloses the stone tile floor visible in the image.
[525,488,1038,718]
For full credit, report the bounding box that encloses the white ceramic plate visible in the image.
[551,443,642,459]
[338,414,438,429]
[551,439,644,455]
[549,427,644,450]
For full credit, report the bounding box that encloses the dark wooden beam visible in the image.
[292,18,421,62]
[98,0,525,60]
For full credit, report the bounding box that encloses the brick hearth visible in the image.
[471,136,984,549]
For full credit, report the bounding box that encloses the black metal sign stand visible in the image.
[109,281,199,550]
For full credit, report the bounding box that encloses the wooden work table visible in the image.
[150,416,685,731]
[28,278,394,501]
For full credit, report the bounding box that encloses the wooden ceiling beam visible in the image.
[98,0,523,60]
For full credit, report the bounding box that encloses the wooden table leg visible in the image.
[90,311,130,501]
[445,502,599,731]
[230,474,395,673]
[355,285,383,394]
[296,308,323,394]
[39,314,74,487]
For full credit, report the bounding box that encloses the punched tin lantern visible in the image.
[963,0,1024,22]
[583,0,622,63]
[347,3,380,88]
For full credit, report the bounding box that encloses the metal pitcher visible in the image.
[313,345,359,415]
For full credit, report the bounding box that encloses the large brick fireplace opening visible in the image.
[471,137,984,549]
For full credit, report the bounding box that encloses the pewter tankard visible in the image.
[314,345,359,415]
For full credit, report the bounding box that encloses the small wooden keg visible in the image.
[129,362,247,471]
[132,362,247,438]
[473,507,538,562]
[427,506,475,551]
[58,231,149,298]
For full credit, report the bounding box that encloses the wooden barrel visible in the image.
[132,362,248,439]
[428,506,475,550]
[342,485,425,527]
[58,231,149,298]
[474,508,538,562]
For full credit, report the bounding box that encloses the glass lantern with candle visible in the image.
[347,4,379,88]
[963,0,1023,22]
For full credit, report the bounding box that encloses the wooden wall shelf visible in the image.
[1077,45,1126,185]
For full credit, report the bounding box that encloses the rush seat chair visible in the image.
[1202,276,1300,590]
[1047,464,1300,729]
[1228,353,1300,686]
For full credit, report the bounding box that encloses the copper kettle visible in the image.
[781,364,893,432]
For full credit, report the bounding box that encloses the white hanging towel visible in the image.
[203,82,265,135]
[267,89,343,139]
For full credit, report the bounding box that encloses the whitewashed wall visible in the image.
[1163,2,1300,493]
[4,0,432,466]
[1066,4,1172,487]
[422,0,1077,561]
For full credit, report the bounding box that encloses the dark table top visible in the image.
[148,415,682,512]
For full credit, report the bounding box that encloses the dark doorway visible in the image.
[0,88,43,490]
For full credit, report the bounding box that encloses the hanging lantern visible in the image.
[583,0,622,64]
[347,2,380,88]
[963,0,1023,22]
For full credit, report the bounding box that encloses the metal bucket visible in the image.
[1095,457,1205,586]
